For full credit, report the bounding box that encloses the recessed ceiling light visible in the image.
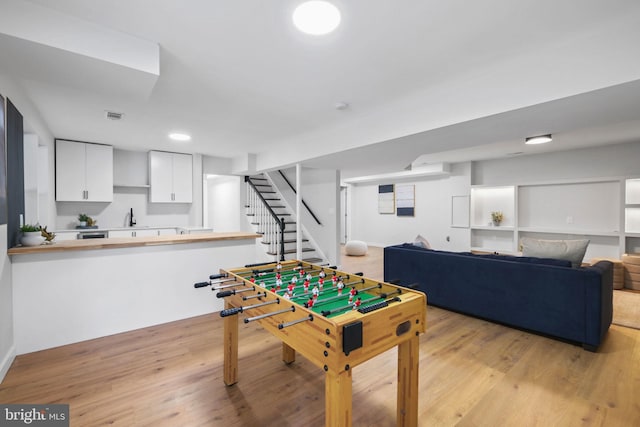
[525,134,552,145]
[293,1,341,35]
[169,133,191,142]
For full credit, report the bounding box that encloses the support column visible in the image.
[397,335,420,426]
[325,369,352,427]
[223,300,239,386]
[296,163,302,260]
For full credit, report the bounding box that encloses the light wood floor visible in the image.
[1,246,639,426]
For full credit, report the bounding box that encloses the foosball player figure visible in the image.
[306,272,312,282]
[276,272,282,281]
[312,284,319,300]
[291,275,298,284]
[348,286,357,304]
[303,279,310,293]
[287,282,295,296]
[249,276,256,284]
[283,292,291,301]
[276,263,282,271]
[353,297,362,310]
[318,276,325,290]
[307,296,315,308]
[270,286,276,293]
[318,269,326,279]
[336,278,345,296]
[275,278,283,290]
[299,268,305,278]
[331,272,338,286]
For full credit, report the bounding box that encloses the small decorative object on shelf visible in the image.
[20,224,45,246]
[491,211,504,226]
[77,213,97,228]
[40,225,56,243]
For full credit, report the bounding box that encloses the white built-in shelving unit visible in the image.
[470,177,639,259]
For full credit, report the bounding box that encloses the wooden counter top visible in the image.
[8,232,261,255]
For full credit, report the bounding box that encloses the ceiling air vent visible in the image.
[105,111,124,121]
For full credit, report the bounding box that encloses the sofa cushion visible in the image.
[521,238,589,268]
[412,234,432,249]
[476,253,572,268]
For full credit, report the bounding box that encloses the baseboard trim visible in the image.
[0,345,16,384]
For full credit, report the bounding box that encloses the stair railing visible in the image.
[245,176,285,261]
[277,170,322,226]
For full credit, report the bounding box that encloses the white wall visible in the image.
[271,167,341,265]
[205,175,245,232]
[1,73,55,383]
[349,162,472,251]
[0,226,14,382]
[472,141,640,185]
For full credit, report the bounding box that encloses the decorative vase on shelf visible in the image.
[21,231,45,247]
[490,211,504,227]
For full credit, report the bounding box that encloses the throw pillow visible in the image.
[413,234,432,249]
[520,237,589,268]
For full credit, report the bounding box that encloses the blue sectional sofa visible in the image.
[383,243,613,351]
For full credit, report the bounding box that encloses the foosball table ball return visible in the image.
[195,260,427,427]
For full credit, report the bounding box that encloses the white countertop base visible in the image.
[11,237,266,354]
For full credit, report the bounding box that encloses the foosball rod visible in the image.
[303,280,374,307]
[320,288,402,317]
[219,298,280,317]
[278,314,313,329]
[243,291,267,300]
[244,306,295,323]
[281,277,365,297]
[216,286,256,298]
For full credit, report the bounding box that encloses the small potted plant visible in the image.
[78,213,89,227]
[20,224,45,246]
[491,211,504,226]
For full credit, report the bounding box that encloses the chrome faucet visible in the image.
[129,208,136,227]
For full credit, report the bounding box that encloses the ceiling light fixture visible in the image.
[169,133,191,142]
[293,1,341,35]
[525,134,552,145]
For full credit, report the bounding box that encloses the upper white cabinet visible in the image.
[55,140,113,202]
[149,151,193,203]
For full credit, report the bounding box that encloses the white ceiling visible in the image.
[2,0,640,178]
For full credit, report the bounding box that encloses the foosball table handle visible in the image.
[209,273,227,280]
[194,281,210,288]
[220,307,243,317]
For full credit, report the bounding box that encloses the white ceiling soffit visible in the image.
[0,0,159,100]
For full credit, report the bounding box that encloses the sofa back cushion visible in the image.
[521,238,589,268]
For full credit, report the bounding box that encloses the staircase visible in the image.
[245,175,324,263]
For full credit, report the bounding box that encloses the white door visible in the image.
[172,153,193,203]
[149,151,174,202]
[85,144,113,202]
[55,140,86,201]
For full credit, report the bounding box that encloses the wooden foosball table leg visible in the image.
[325,369,353,427]
[223,300,239,386]
[282,342,296,364]
[397,335,420,427]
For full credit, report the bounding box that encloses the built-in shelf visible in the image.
[113,184,150,189]
[470,226,514,231]
[518,227,620,237]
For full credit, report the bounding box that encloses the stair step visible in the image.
[249,177,268,181]
[267,248,315,255]
[262,239,308,245]
[303,257,324,264]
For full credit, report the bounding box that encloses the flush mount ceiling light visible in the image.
[293,1,341,35]
[169,133,191,142]
[525,134,552,145]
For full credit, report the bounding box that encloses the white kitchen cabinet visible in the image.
[149,151,192,203]
[56,140,113,202]
[109,229,161,238]
[157,228,178,236]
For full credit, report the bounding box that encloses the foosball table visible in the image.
[195,260,427,427]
